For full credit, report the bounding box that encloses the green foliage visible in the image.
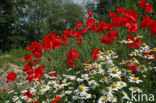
[0,0,85,51]
[0,48,31,67]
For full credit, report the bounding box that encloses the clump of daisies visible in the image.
[5,48,155,103]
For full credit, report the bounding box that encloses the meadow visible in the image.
[0,0,156,103]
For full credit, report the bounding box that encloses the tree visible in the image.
[0,0,85,51]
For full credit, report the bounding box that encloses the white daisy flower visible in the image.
[101,87,113,97]
[117,81,127,89]
[75,85,89,96]
[108,96,117,103]
[108,68,121,78]
[129,87,142,93]
[129,77,142,84]
[81,74,89,80]
[29,88,36,94]
[72,96,79,100]
[88,80,98,89]
[16,100,22,103]
[77,78,84,83]
[99,77,108,83]
[65,90,72,95]
[41,85,50,92]
[48,80,56,85]
[12,96,19,102]
[111,83,120,91]
[98,96,107,103]
[80,93,92,99]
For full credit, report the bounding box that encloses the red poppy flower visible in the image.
[101,34,112,44]
[77,40,83,44]
[92,49,101,60]
[127,35,142,48]
[138,0,146,8]
[48,57,51,61]
[50,72,58,77]
[51,96,61,103]
[67,50,79,60]
[24,89,34,98]
[33,102,39,103]
[117,8,127,15]
[141,16,153,28]
[24,55,32,62]
[55,96,61,102]
[109,30,118,40]
[125,23,139,33]
[34,66,45,81]
[3,89,7,93]
[144,3,153,13]
[81,28,87,34]
[88,11,93,17]
[6,73,17,83]
[126,62,137,72]
[149,21,156,36]
[66,60,75,67]
[77,22,83,26]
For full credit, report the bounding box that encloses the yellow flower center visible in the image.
[141,65,145,68]
[91,82,95,86]
[128,39,132,42]
[131,51,134,54]
[102,78,105,81]
[103,55,108,58]
[84,93,88,97]
[142,43,146,46]
[96,69,99,72]
[98,51,102,54]
[110,97,115,101]
[133,87,138,91]
[109,50,113,53]
[136,35,140,38]
[112,69,118,74]
[128,60,132,63]
[112,84,117,88]
[101,98,106,102]
[122,40,125,42]
[105,87,110,91]
[147,54,151,57]
[133,77,138,81]
[84,75,87,77]
[136,53,140,56]
[43,85,47,89]
[153,48,156,50]
[79,86,84,91]
[120,82,124,86]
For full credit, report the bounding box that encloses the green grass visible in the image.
[0,48,31,67]
[41,28,156,74]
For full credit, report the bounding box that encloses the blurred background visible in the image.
[0,0,155,52]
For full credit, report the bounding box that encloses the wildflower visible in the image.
[129,87,142,93]
[129,77,142,84]
[75,85,89,96]
[98,96,107,103]
[108,68,121,78]
[117,81,127,89]
[80,93,92,99]
[24,55,33,62]
[111,83,119,91]
[108,96,117,103]
[88,80,98,89]
[6,72,17,83]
